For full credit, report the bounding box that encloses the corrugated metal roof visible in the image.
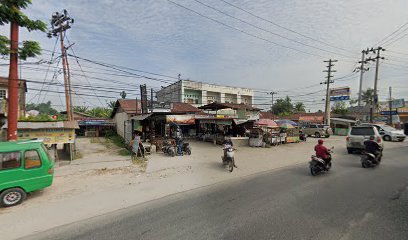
[130,113,153,121]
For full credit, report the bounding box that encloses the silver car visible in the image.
[361,124,405,142]
[346,126,383,154]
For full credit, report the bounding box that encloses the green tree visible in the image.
[361,88,375,106]
[294,102,306,113]
[0,0,47,60]
[332,101,348,116]
[73,106,88,113]
[272,96,293,116]
[26,101,58,115]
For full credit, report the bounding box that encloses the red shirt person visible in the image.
[314,139,330,160]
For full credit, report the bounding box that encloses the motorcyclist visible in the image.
[364,136,382,161]
[223,136,237,167]
[314,139,331,168]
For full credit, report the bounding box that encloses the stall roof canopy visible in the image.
[199,102,260,111]
[2,121,79,129]
[130,113,153,121]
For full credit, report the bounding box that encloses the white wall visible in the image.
[114,112,129,138]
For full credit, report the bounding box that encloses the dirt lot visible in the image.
[1,136,406,239]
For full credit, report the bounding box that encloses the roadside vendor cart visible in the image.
[254,119,281,146]
[249,128,265,147]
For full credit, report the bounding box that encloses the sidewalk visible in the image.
[0,136,405,239]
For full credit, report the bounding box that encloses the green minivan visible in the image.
[0,139,54,207]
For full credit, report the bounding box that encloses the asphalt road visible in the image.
[23,144,408,240]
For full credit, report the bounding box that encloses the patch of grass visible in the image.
[73,151,83,160]
[132,157,148,171]
[118,148,131,156]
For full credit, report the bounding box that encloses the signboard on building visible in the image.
[299,116,324,123]
[330,87,350,101]
[150,102,171,113]
[391,99,405,109]
[380,110,398,116]
[330,96,350,101]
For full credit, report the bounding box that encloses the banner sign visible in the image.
[391,99,405,109]
[166,115,195,125]
[17,129,75,144]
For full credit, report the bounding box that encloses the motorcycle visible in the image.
[299,131,307,142]
[161,140,175,157]
[361,149,382,168]
[182,141,192,155]
[309,147,333,176]
[221,144,236,172]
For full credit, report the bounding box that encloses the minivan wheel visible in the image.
[315,132,321,138]
[0,188,26,207]
[383,135,391,141]
[347,148,353,154]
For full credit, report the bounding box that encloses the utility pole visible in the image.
[322,59,337,127]
[389,86,392,126]
[365,47,385,122]
[357,49,370,107]
[7,21,19,140]
[48,10,74,121]
[268,91,277,112]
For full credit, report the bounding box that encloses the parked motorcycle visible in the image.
[309,147,333,176]
[162,140,175,157]
[182,142,192,155]
[222,145,236,172]
[361,149,382,168]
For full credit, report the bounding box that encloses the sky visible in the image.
[0,0,408,112]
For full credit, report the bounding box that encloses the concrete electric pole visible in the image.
[389,86,392,126]
[322,59,337,126]
[48,10,74,121]
[357,49,370,107]
[268,91,277,113]
[365,47,385,122]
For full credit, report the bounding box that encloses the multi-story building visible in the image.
[156,80,254,107]
[0,76,27,127]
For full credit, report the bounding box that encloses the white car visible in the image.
[346,126,383,154]
[361,123,406,142]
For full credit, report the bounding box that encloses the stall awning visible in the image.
[233,119,249,125]
[130,113,153,121]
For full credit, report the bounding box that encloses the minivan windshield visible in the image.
[351,127,375,135]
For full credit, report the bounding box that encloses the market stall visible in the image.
[253,119,282,146]
[277,122,300,143]
[196,118,233,144]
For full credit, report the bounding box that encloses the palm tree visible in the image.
[294,102,306,113]
[73,106,88,113]
[361,88,375,106]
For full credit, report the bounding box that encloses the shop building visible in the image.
[156,80,254,107]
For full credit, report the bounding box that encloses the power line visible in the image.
[191,0,355,59]
[219,0,356,55]
[167,0,330,59]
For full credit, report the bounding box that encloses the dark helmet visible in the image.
[318,139,324,144]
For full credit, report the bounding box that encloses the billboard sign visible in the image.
[391,99,405,109]
[330,87,350,97]
[166,115,195,125]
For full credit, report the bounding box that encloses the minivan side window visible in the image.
[24,150,42,169]
[0,152,21,170]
